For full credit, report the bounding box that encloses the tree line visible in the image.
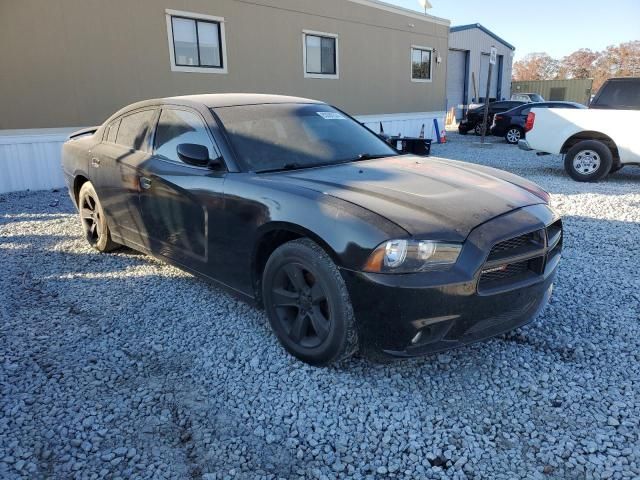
[512,40,640,92]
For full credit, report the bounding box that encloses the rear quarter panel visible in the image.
[526,109,640,162]
[61,135,101,205]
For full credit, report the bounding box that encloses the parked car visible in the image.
[458,100,526,135]
[491,102,586,144]
[62,94,562,366]
[520,77,640,181]
[511,93,545,103]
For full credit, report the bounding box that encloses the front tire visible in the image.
[564,140,613,182]
[262,238,358,366]
[78,181,119,252]
[505,127,523,145]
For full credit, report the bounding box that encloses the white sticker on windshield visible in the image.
[316,111,346,120]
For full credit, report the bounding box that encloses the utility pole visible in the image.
[480,46,497,145]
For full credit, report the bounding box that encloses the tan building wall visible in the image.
[0,0,450,129]
[511,79,594,105]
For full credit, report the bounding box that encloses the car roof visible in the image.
[103,94,326,125]
[165,93,324,108]
[524,101,583,107]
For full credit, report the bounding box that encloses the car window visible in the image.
[154,108,218,163]
[214,103,398,172]
[104,119,120,143]
[115,109,156,151]
[593,80,640,109]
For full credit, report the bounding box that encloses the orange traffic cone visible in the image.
[440,127,447,144]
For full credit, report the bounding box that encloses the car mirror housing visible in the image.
[176,143,211,167]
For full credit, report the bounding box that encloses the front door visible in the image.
[137,107,226,273]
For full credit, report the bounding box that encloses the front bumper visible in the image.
[342,204,561,358]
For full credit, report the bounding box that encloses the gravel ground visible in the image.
[1,132,639,479]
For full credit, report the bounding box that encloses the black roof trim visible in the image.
[450,23,515,51]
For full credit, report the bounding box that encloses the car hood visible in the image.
[273,156,548,241]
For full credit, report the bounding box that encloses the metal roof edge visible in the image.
[450,23,515,50]
[346,0,451,26]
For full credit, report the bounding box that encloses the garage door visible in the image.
[479,53,498,101]
[447,49,466,119]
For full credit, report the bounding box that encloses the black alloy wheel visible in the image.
[78,182,119,252]
[262,239,358,366]
[270,263,331,349]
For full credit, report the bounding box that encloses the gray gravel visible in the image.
[1,132,639,479]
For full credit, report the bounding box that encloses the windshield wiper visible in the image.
[256,162,305,173]
[353,153,395,161]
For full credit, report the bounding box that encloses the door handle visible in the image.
[91,157,100,168]
[139,177,152,190]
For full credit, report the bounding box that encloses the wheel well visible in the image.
[251,228,341,305]
[252,230,303,305]
[73,175,89,204]
[561,131,619,161]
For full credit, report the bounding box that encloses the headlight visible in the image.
[363,239,462,273]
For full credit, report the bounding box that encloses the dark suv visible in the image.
[491,101,586,144]
[458,101,526,135]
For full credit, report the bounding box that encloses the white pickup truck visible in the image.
[519,78,640,181]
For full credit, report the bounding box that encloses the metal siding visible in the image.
[511,79,593,104]
[0,130,71,193]
[449,27,514,102]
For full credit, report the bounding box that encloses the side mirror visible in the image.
[176,143,222,169]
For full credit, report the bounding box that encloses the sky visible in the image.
[387,0,640,60]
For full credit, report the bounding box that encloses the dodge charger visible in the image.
[61,94,562,366]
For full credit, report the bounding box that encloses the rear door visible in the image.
[90,108,158,247]
[137,107,226,271]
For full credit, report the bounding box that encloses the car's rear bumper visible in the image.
[63,172,79,209]
[341,204,561,358]
[490,125,508,136]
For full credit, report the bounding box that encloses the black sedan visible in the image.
[458,100,526,135]
[62,94,562,366]
[491,101,587,144]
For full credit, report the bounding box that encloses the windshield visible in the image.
[213,103,398,172]
[529,94,545,102]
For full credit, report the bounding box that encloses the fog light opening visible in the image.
[411,331,423,345]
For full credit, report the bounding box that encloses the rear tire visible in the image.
[78,182,119,252]
[564,140,613,182]
[262,238,358,366]
[505,127,523,145]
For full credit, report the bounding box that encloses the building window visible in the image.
[165,9,227,74]
[411,46,432,82]
[303,30,338,79]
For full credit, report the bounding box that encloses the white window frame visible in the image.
[410,45,433,83]
[165,9,228,74]
[302,30,339,79]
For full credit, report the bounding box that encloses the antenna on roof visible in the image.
[417,0,432,14]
